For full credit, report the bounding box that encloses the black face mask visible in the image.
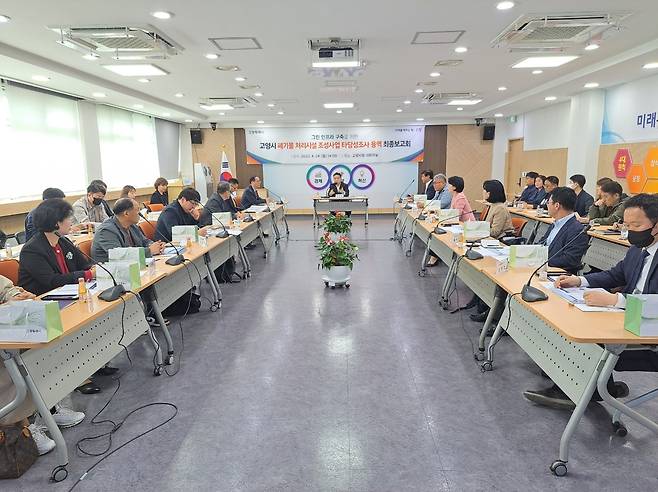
[627,226,657,248]
[92,197,103,206]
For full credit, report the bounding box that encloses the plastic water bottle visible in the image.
[620,223,629,240]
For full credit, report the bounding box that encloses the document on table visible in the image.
[539,283,624,312]
[443,225,463,233]
[245,205,268,213]
[474,245,510,260]
[228,229,242,236]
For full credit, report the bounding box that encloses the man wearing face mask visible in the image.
[72,182,109,226]
[155,187,210,243]
[523,193,658,409]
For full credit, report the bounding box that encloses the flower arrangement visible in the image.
[320,214,352,234]
[317,232,359,270]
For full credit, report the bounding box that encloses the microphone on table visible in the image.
[196,203,229,239]
[138,212,185,266]
[54,232,126,302]
[521,223,592,303]
[433,210,479,235]
[267,189,285,205]
[416,197,440,221]
[397,179,416,204]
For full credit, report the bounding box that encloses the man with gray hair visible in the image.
[432,174,452,209]
[200,181,243,226]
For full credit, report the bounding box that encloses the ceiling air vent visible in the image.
[49,24,183,59]
[200,97,257,110]
[434,59,463,67]
[422,92,478,105]
[491,12,632,50]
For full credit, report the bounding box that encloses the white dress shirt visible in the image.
[580,240,658,308]
[545,213,575,246]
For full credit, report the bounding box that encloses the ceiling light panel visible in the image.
[324,103,354,109]
[209,37,262,50]
[512,56,578,68]
[103,64,168,76]
[411,30,464,45]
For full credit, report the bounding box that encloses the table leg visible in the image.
[0,350,28,420]
[235,236,251,278]
[477,288,508,359]
[439,256,459,309]
[148,300,171,373]
[365,202,369,227]
[405,220,417,257]
[419,242,431,277]
[204,260,222,311]
[272,216,282,244]
[313,201,318,228]
[257,222,270,259]
[282,212,290,238]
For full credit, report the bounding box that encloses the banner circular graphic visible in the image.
[306,165,331,190]
[350,164,375,190]
[328,164,352,186]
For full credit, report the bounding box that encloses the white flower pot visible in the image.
[324,265,351,283]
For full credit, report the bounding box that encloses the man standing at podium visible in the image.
[327,172,351,217]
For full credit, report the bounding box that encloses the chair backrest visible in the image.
[512,217,527,237]
[479,205,490,221]
[15,231,26,244]
[139,220,157,241]
[77,239,93,259]
[0,229,6,249]
[146,203,164,212]
[234,196,242,207]
[0,259,20,285]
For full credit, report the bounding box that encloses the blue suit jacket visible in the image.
[241,185,265,210]
[585,246,658,295]
[519,185,538,203]
[538,216,589,274]
[425,182,436,200]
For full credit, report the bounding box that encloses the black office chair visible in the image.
[15,231,26,244]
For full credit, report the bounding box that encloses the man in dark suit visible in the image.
[534,175,558,210]
[519,171,539,203]
[327,172,351,217]
[536,187,589,274]
[241,176,266,210]
[420,170,435,200]
[200,182,242,226]
[524,193,658,409]
[155,188,210,242]
[569,174,595,221]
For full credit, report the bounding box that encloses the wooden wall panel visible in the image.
[446,125,493,208]
[504,139,568,198]
[420,125,447,193]
[190,128,236,189]
[598,141,658,195]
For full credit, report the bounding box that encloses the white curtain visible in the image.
[97,105,159,188]
[0,85,85,200]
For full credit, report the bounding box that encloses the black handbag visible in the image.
[0,424,38,479]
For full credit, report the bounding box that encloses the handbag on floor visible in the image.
[0,424,38,479]
[162,290,201,317]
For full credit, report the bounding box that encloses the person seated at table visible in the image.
[91,198,164,263]
[535,176,558,209]
[425,174,457,267]
[421,170,435,200]
[25,188,66,243]
[150,177,169,207]
[155,187,210,243]
[120,185,137,200]
[327,172,351,217]
[0,275,86,455]
[569,174,595,221]
[72,181,109,226]
[518,171,539,203]
[537,187,589,274]
[228,178,242,209]
[90,179,114,218]
[18,198,106,394]
[589,180,627,226]
[524,193,658,409]
[200,182,243,226]
[527,174,547,208]
[448,176,475,221]
[241,176,267,210]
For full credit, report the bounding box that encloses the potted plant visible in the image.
[317,232,358,287]
[321,214,352,235]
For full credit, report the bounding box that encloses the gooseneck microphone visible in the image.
[397,179,416,203]
[521,223,592,302]
[433,210,479,235]
[55,232,126,302]
[196,203,229,238]
[138,212,185,266]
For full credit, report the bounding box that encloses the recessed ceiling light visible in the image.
[403,100,411,105]
[336,110,343,114]
[494,113,504,117]
[216,65,239,71]
[162,113,171,117]
[429,72,440,77]
[82,53,99,61]
[235,76,246,82]
[0,14,11,23]
[396,108,403,113]
[138,78,151,83]
[174,92,184,98]
[151,11,173,19]
[31,75,50,82]
[254,92,263,97]
[498,86,507,91]
[532,70,543,74]
[205,53,219,60]
[324,103,354,109]
[643,62,658,70]
[416,118,424,121]
[277,111,284,115]
[585,43,599,51]
[92,92,106,98]
[545,96,557,101]
[309,119,318,123]
[454,46,468,53]
[103,64,168,76]
[257,120,265,124]
[184,119,193,123]
[200,104,234,111]
[513,56,578,68]
[362,118,371,123]
[414,88,424,93]
[312,61,361,68]
[447,99,481,105]
[267,103,275,107]
[456,107,464,111]
[219,112,225,116]
[584,82,599,88]
[133,104,144,109]
[496,1,515,10]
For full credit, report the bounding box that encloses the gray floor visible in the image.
[6,216,658,491]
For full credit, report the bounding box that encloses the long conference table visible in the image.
[395,205,658,477]
[0,204,288,482]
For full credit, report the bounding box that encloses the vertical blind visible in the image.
[0,84,86,200]
[96,106,160,188]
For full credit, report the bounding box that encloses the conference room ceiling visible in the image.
[1,0,658,127]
